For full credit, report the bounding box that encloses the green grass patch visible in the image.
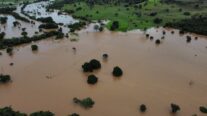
[62,0,206,31]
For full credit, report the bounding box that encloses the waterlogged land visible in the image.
[0,0,207,116]
[1,28,207,115]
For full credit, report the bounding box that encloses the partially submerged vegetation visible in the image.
[170,103,180,113]
[82,59,101,72]
[38,23,58,29]
[0,106,54,116]
[47,0,207,32]
[112,66,123,77]
[0,7,30,22]
[87,74,98,85]
[200,106,207,113]
[0,74,11,83]
[0,107,26,116]
[73,97,95,108]
[165,15,207,35]
[30,111,54,116]
[0,31,63,49]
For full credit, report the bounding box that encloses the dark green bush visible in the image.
[30,111,54,116]
[87,75,98,84]
[153,18,163,24]
[0,107,26,116]
[37,17,54,23]
[112,66,123,77]
[69,113,79,116]
[0,74,11,83]
[39,23,58,29]
[200,106,207,113]
[73,97,95,108]
[31,45,38,51]
[82,59,101,72]
[110,21,119,31]
[89,59,101,70]
[6,47,13,54]
[171,103,180,113]
[0,32,5,40]
[155,39,161,44]
[139,104,147,112]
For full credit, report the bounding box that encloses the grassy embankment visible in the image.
[61,0,207,31]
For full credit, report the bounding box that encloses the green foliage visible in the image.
[69,113,79,116]
[21,31,28,37]
[110,21,119,31]
[0,74,11,83]
[0,107,26,116]
[6,47,13,54]
[0,17,8,24]
[87,75,98,84]
[82,59,101,72]
[165,15,207,35]
[68,22,86,32]
[30,111,54,116]
[59,0,207,31]
[73,97,95,108]
[0,32,5,40]
[0,31,61,50]
[200,106,207,113]
[112,66,123,77]
[139,104,147,112]
[31,44,38,51]
[37,17,55,23]
[38,23,58,29]
[171,103,180,113]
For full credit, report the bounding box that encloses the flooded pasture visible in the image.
[0,27,207,116]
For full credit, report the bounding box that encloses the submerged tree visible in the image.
[82,59,101,72]
[112,66,123,77]
[0,74,11,83]
[155,39,161,45]
[73,97,95,108]
[6,47,13,55]
[31,44,38,51]
[139,104,147,112]
[87,75,98,84]
[171,103,180,113]
[200,106,207,113]
[0,107,26,116]
[69,113,80,116]
[30,111,54,116]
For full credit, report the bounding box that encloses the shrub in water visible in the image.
[139,104,147,112]
[31,45,38,51]
[200,106,207,113]
[171,103,180,113]
[30,111,54,116]
[112,66,123,77]
[0,74,11,83]
[87,75,98,85]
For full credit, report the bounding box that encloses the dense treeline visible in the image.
[165,15,207,35]
[0,107,54,116]
[0,31,63,49]
[39,23,58,29]
[0,7,30,22]
[37,17,55,23]
[48,0,147,10]
[68,21,86,32]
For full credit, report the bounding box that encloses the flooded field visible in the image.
[23,1,78,25]
[0,27,207,115]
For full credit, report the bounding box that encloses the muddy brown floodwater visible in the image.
[0,28,207,116]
